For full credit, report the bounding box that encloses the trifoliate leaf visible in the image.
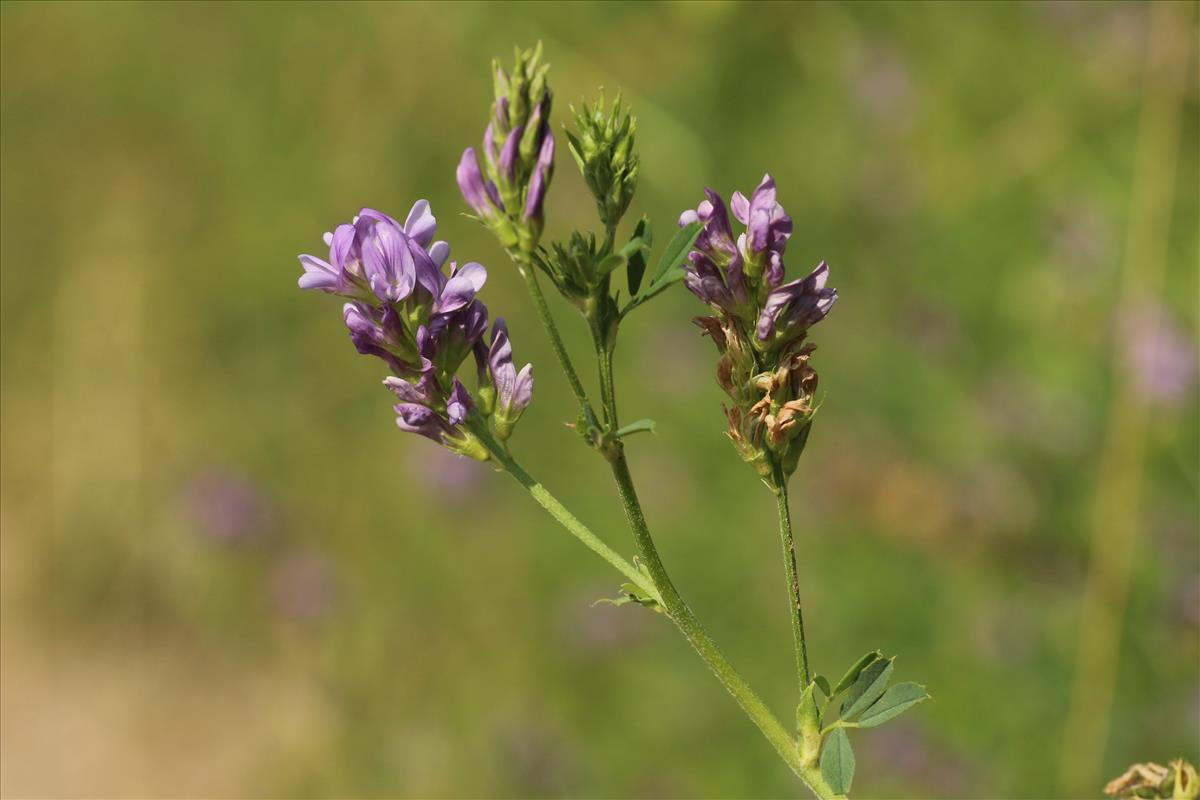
[840,657,893,720]
[833,650,883,695]
[820,727,855,795]
[855,682,929,728]
[648,221,702,287]
[639,267,686,300]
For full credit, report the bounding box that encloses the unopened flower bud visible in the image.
[566,91,640,229]
[459,43,555,253]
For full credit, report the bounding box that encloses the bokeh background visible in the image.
[2,2,1197,797]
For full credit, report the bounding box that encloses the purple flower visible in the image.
[387,375,476,445]
[298,202,447,306]
[425,283,489,377]
[679,188,737,258]
[299,200,535,457]
[486,318,534,440]
[676,175,835,483]
[343,301,423,376]
[679,176,835,344]
[434,261,488,316]
[298,222,364,296]
[755,261,838,341]
[731,174,793,262]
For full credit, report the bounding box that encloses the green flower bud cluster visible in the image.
[535,229,649,347]
[565,92,640,231]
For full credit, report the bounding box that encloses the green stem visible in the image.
[511,251,595,425]
[774,462,812,695]
[593,326,619,429]
[608,454,837,799]
[467,418,659,604]
[515,234,834,795]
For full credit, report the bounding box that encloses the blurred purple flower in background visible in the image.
[182,469,274,545]
[407,446,484,497]
[557,586,649,655]
[1120,304,1197,407]
[269,548,338,623]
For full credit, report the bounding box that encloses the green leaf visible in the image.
[840,657,894,721]
[596,252,625,277]
[626,218,651,296]
[833,650,883,695]
[639,267,686,300]
[618,234,648,261]
[855,682,930,728]
[613,418,656,438]
[820,727,855,795]
[647,221,702,288]
[814,675,832,698]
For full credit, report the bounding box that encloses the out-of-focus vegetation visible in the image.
[1,2,1196,797]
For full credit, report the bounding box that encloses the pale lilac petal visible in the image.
[329,224,356,272]
[342,302,374,337]
[457,148,495,217]
[488,317,516,406]
[756,261,834,339]
[298,254,338,291]
[403,199,437,247]
[394,403,446,442]
[483,123,498,170]
[523,133,554,221]
[383,376,426,404]
[361,218,415,302]
[511,363,534,412]
[451,261,487,292]
[428,241,451,269]
[730,191,750,225]
[499,124,524,179]
[446,378,472,426]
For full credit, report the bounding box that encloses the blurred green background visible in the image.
[2,1,1197,797]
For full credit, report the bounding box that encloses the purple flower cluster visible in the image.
[298,201,533,455]
[678,175,837,480]
[457,43,555,253]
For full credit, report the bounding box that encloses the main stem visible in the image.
[594,328,833,796]
[608,453,835,798]
[511,248,835,797]
[773,462,813,695]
